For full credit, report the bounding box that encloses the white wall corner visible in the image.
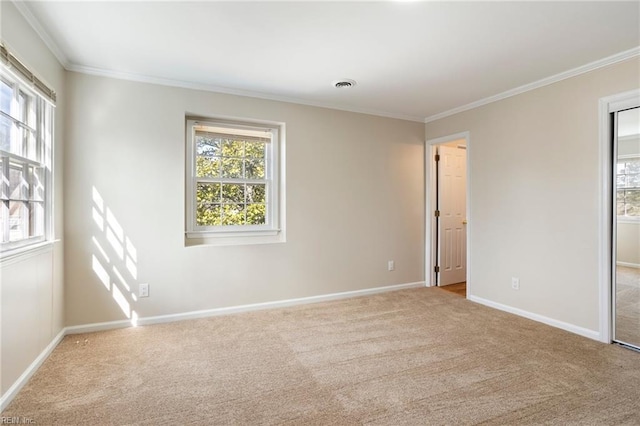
[0,328,66,412]
[468,295,601,342]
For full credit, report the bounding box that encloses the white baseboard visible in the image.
[1,281,425,410]
[66,281,426,334]
[616,261,640,269]
[468,295,601,341]
[0,328,66,412]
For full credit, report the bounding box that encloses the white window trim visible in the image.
[0,65,54,256]
[185,116,285,246]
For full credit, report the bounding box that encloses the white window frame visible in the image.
[0,67,53,256]
[185,116,285,246]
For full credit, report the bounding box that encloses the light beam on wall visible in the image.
[91,185,141,326]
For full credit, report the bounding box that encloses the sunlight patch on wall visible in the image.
[112,266,130,292]
[92,207,104,231]
[91,255,110,290]
[112,285,130,319]
[92,236,110,263]
[106,227,124,259]
[92,186,104,212]
[91,185,141,326]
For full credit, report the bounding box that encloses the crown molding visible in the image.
[65,63,424,122]
[425,46,640,124]
[11,0,70,69]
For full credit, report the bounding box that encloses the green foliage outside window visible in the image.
[195,134,267,226]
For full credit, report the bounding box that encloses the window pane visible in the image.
[12,124,24,156]
[222,139,243,157]
[0,80,11,115]
[221,183,244,203]
[246,204,266,225]
[25,127,38,161]
[31,166,45,201]
[221,158,243,178]
[617,191,625,216]
[0,115,10,152]
[17,91,27,122]
[245,141,265,158]
[196,182,220,203]
[196,203,222,226]
[627,159,640,174]
[30,201,44,236]
[1,200,7,242]
[626,190,640,216]
[627,174,640,188]
[617,162,626,175]
[196,155,220,178]
[617,175,626,188]
[195,133,221,156]
[246,184,266,203]
[222,204,245,225]
[244,158,265,179]
[196,183,222,226]
[9,164,25,199]
[9,200,27,241]
[0,158,4,199]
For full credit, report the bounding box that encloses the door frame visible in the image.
[425,131,471,294]
[598,89,640,344]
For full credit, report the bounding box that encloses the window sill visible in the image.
[0,239,60,265]
[185,230,285,247]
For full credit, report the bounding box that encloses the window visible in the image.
[0,66,53,253]
[186,117,284,244]
[617,156,640,218]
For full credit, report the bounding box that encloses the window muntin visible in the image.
[0,71,52,253]
[186,119,280,238]
[616,156,640,218]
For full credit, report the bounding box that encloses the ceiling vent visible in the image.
[333,79,357,88]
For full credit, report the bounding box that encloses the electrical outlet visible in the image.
[139,283,149,298]
[388,260,395,271]
[511,277,520,290]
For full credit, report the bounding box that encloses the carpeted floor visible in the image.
[3,287,640,425]
[616,266,640,346]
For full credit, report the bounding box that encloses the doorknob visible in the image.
[462,220,467,225]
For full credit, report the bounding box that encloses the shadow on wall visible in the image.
[91,186,139,325]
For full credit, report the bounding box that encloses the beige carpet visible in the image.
[3,287,640,425]
[616,266,640,346]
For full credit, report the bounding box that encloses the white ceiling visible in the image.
[15,1,640,122]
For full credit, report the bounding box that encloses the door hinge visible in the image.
[435,154,440,162]
[434,210,440,217]
[434,266,440,273]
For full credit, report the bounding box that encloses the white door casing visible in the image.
[598,89,640,344]
[438,145,467,286]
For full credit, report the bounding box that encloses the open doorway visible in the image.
[425,132,470,297]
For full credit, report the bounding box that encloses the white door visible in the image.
[438,145,467,286]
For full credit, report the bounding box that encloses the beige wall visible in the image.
[425,58,640,333]
[0,2,65,397]
[64,72,425,326]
